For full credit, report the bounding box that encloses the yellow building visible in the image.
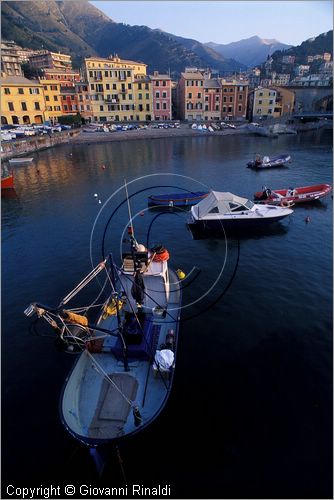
[1,76,49,125]
[85,55,147,122]
[133,76,152,121]
[252,87,277,119]
[271,86,295,118]
[39,78,62,124]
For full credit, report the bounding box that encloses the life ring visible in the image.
[152,248,170,262]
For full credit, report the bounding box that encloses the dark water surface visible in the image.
[2,130,333,499]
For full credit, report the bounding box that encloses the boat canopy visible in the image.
[193,190,254,218]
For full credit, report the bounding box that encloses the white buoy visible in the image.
[98,200,102,204]
[94,193,98,198]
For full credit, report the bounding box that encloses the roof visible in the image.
[181,72,204,79]
[204,79,221,88]
[42,68,78,74]
[2,76,41,85]
[193,190,250,218]
[85,56,147,66]
[150,74,171,80]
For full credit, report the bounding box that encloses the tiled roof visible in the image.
[85,57,147,66]
[150,74,171,80]
[181,72,204,79]
[2,76,40,85]
[203,79,221,88]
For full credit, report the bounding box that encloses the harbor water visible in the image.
[2,129,332,499]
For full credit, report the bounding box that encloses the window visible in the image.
[223,97,227,103]
[91,84,95,90]
[129,94,132,100]
[4,88,10,94]
[156,103,160,110]
[229,88,233,92]
[162,92,167,98]
[205,105,209,111]
[45,96,50,101]
[229,97,233,102]
[100,105,104,111]
[127,71,131,77]
[215,105,219,111]
[197,93,201,98]
[238,105,242,112]
[163,103,167,110]
[215,96,219,102]
[223,88,227,92]
[146,93,149,99]
[18,88,24,94]
[163,81,166,86]
[228,106,232,112]
[112,84,117,90]
[239,94,243,100]
[89,71,93,77]
[155,81,159,86]
[29,88,40,94]
[156,92,160,98]
[138,93,142,100]
[145,83,149,90]
[209,207,219,214]
[269,100,273,105]
[106,84,110,90]
[188,93,192,98]
[205,96,209,102]
[239,86,243,91]
[44,85,48,90]
[146,104,150,111]
[51,85,58,91]
[64,105,68,111]
[21,102,27,111]
[258,100,262,104]
[128,83,132,89]
[138,83,142,90]
[105,71,108,77]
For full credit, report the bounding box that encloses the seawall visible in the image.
[1,129,81,161]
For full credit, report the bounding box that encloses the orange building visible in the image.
[220,79,248,121]
[178,70,205,121]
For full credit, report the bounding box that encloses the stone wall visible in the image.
[1,129,81,160]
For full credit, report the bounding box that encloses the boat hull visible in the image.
[1,174,14,189]
[247,154,291,169]
[254,184,332,205]
[60,268,182,446]
[187,213,291,237]
[148,191,209,207]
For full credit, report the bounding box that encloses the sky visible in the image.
[90,1,332,46]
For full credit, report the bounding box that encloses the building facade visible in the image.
[1,76,49,125]
[221,79,248,121]
[203,78,221,121]
[271,86,295,117]
[85,55,147,121]
[150,71,172,120]
[42,68,81,86]
[177,70,205,121]
[251,87,277,119]
[40,78,62,124]
[133,77,152,121]
[29,51,72,71]
[75,83,93,122]
[1,43,23,77]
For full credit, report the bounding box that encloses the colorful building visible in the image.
[40,78,63,124]
[60,86,79,116]
[203,78,221,121]
[1,76,49,125]
[150,71,172,121]
[177,70,205,121]
[221,79,248,121]
[271,86,295,117]
[29,50,72,71]
[75,82,93,122]
[250,87,277,120]
[1,43,23,77]
[85,55,147,122]
[42,68,81,87]
[133,77,152,121]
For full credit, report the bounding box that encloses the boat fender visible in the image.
[176,269,186,280]
[102,299,123,319]
[133,406,142,427]
[62,310,88,327]
[152,248,170,262]
[280,200,292,208]
[165,329,175,350]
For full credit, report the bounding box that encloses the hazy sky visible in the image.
[90,1,332,46]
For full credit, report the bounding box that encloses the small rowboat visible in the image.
[8,157,34,164]
[148,191,209,207]
[254,184,332,205]
[247,154,291,169]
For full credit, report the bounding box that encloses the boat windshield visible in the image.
[245,200,254,209]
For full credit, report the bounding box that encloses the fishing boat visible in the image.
[254,183,333,205]
[148,191,209,207]
[24,190,182,447]
[187,190,293,236]
[1,166,14,189]
[247,153,291,169]
[8,157,34,164]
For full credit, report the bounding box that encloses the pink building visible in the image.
[150,71,172,120]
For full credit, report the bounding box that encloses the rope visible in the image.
[115,446,127,483]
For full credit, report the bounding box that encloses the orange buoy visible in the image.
[153,248,169,262]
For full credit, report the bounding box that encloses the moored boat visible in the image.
[254,183,333,205]
[1,166,14,189]
[8,157,34,164]
[24,197,182,447]
[148,191,209,207]
[187,190,293,236]
[247,153,291,169]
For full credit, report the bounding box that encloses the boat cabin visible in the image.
[192,191,255,219]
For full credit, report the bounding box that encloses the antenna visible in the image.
[124,179,136,243]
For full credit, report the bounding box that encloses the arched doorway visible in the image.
[23,115,30,124]
[34,115,43,124]
[1,116,8,125]
[12,116,19,124]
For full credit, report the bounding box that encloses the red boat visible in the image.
[254,184,332,206]
[1,167,14,190]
